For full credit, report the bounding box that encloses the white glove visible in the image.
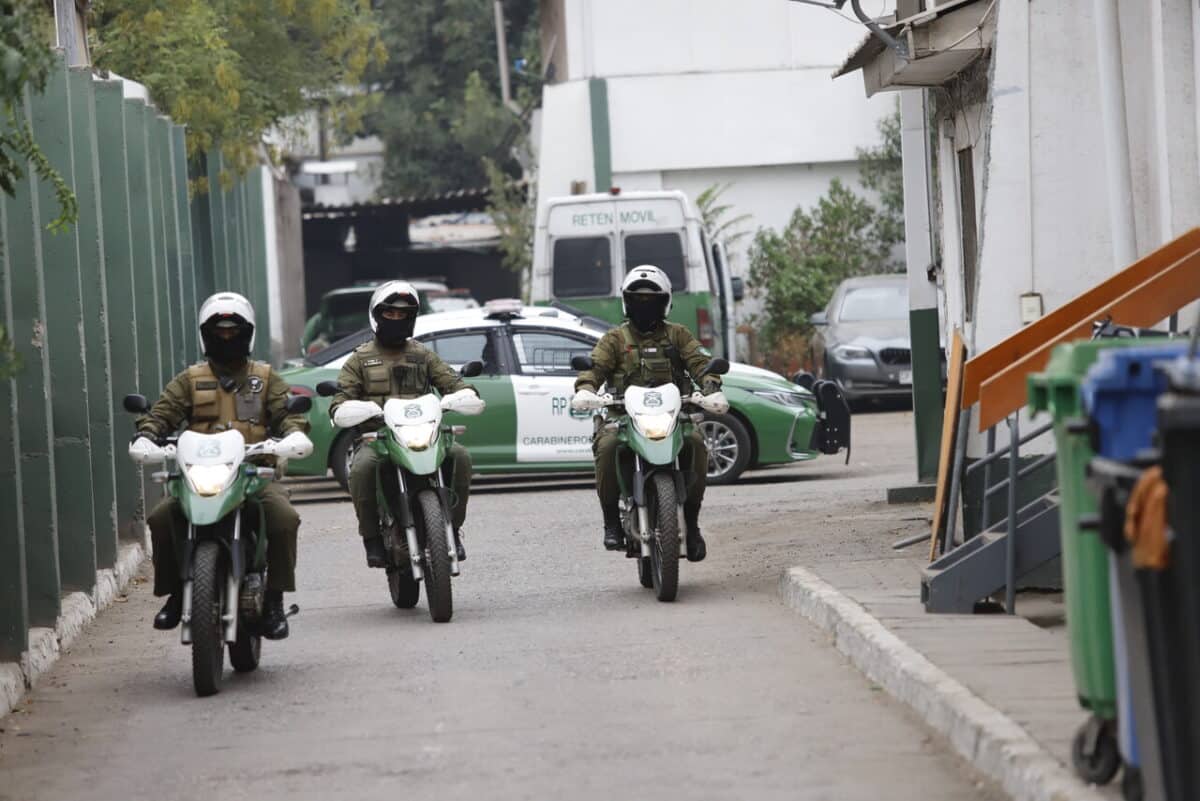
[333,399,384,428]
[571,388,604,412]
[129,436,164,464]
[696,391,730,415]
[272,431,314,460]
[441,388,485,415]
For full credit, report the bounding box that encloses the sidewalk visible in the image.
[780,524,1121,801]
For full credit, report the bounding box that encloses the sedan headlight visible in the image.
[751,389,809,407]
[184,463,236,497]
[633,412,676,440]
[834,345,873,361]
[395,421,438,451]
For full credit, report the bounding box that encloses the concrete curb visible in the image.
[780,566,1108,801]
[1,537,148,721]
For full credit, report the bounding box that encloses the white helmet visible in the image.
[368,280,421,333]
[198,291,255,356]
[621,264,673,321]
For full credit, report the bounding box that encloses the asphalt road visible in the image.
[0,411,1002,801]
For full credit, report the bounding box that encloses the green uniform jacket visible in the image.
[574,321,722,396]
[329,338,475,418]
[135,359,308,440]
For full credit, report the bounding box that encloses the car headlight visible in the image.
[751,389,809,407]
[834,345,873,361]
[184,463,236,497]
[396,421,438,451]
[633,412,676,440]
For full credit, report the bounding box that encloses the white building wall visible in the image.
[535,80,597,202]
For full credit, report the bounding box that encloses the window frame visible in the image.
[508,325,600,378]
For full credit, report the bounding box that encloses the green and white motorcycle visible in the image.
[318,361,484,623]
[571,356,730,602]
[123,393,313,697]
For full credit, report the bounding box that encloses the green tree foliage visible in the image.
[696,183,752,248]
[747,107,903,356]
[90,0,386,184]
[1,0,78,233]
[368,0,540,196]
[484,157,534,295]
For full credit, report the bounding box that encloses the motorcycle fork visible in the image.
[431,469,460,576]
[631,455,652,559]
[181,523,196,645]
[222,510,242,644]
[675,456,688,558]
[393,467,425,583]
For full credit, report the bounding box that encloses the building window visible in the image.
[957,147,978,322]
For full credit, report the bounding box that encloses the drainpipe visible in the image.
[1091,0,1137,269]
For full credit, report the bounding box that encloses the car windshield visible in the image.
[552,237,612,297]
[838,284,908,322]
[624,232,686,290]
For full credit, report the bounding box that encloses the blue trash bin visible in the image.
[1082,343,1188,801]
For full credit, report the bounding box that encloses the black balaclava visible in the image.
[202,320,253,365]
[373,299,418,347]
[625,293,669,334]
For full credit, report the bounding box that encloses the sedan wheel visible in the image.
[699,414,751,485]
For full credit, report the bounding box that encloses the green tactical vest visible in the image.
[612,324,688,395]
[356,340,434,406]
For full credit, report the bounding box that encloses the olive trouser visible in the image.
[592,428,707,523]
[349,442,472,538]
[148,482,299,596]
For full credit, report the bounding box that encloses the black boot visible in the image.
[153,593,182,630]
[363,536,387,568]
[453,529,467,562]
[685,509,706,563]
[602,507,624,551]
[261,590,289,640]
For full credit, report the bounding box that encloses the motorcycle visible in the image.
[571,356,730,602]
[123,393,313,697]
[317,360,485,623]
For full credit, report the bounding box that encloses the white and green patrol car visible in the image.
[281,301,840,487]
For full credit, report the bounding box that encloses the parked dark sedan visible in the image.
[808,275,915,402]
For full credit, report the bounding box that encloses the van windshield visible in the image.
[553,237,612,297]
[624,233,686,290]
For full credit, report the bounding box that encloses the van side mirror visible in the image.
[730,276,745,302]
[123,394,150,414]
[810,311,828,326]
[703,358,730,376]
[791,371,816,391]
[571,355,594,371]
[460,360,483,378]
[316,380,339,397]
[285,395,312,415]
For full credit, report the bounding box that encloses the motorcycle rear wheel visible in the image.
[191,541,225,696]
[229,624,261,673]
[418,490,453,623]
[388,566,420,609]
[649,473,680,602]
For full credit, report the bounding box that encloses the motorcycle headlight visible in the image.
[750,389,809,407]
[396,421,438,451]
[633,412,675,441]
[184,463,235,497]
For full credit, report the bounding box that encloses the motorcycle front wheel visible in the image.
[388,566,420,609]
[191,541,225,696]
[649,472,680,602]
[417,490,453,623]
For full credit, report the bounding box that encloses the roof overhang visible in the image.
[834,0,995,96]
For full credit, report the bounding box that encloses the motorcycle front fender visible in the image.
[178,475,249,526]
[384,431,447,477]
[626,426,683,466]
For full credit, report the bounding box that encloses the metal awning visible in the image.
[302,187,492,221]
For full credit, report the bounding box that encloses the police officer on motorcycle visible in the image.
[572,265,728,561]
[329,281,480,568]
[132,292,309,640]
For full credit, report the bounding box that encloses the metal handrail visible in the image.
[964,419,1053,476]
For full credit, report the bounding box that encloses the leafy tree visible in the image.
[1,0,78,234]
[90,0,386,184]
[367,0,540,196]
[483,157,534,296]
[857,103,904,263]
[696,183,751,248]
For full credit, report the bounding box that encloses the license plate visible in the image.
[898,370,912,385]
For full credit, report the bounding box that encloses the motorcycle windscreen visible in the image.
[383,394,446,476]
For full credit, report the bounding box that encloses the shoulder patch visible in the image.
[362,357,383,367]
[247,375,265,393]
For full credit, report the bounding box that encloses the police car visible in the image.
[281,300,839,487]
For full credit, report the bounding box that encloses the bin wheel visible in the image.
[1071,720,1120,785]
[1121,766,1143,801]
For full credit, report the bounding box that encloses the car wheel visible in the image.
[699,413,751,485]
[330,431,354,492]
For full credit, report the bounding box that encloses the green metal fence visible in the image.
[0,57,274,662]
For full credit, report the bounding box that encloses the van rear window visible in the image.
[624,233,687,290]
[552,237,612,297]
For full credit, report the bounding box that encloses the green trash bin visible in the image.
[1028,338,1149,786]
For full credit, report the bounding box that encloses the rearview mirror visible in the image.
[123,394,150,414]
[285,395,312,415]
[703,358,730,376]
[460,360,483,378]
[810,311,828,326]
[730,276,745,302]
[791,371,816,391]
[316,380,339,397]
[571,354,594,371]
